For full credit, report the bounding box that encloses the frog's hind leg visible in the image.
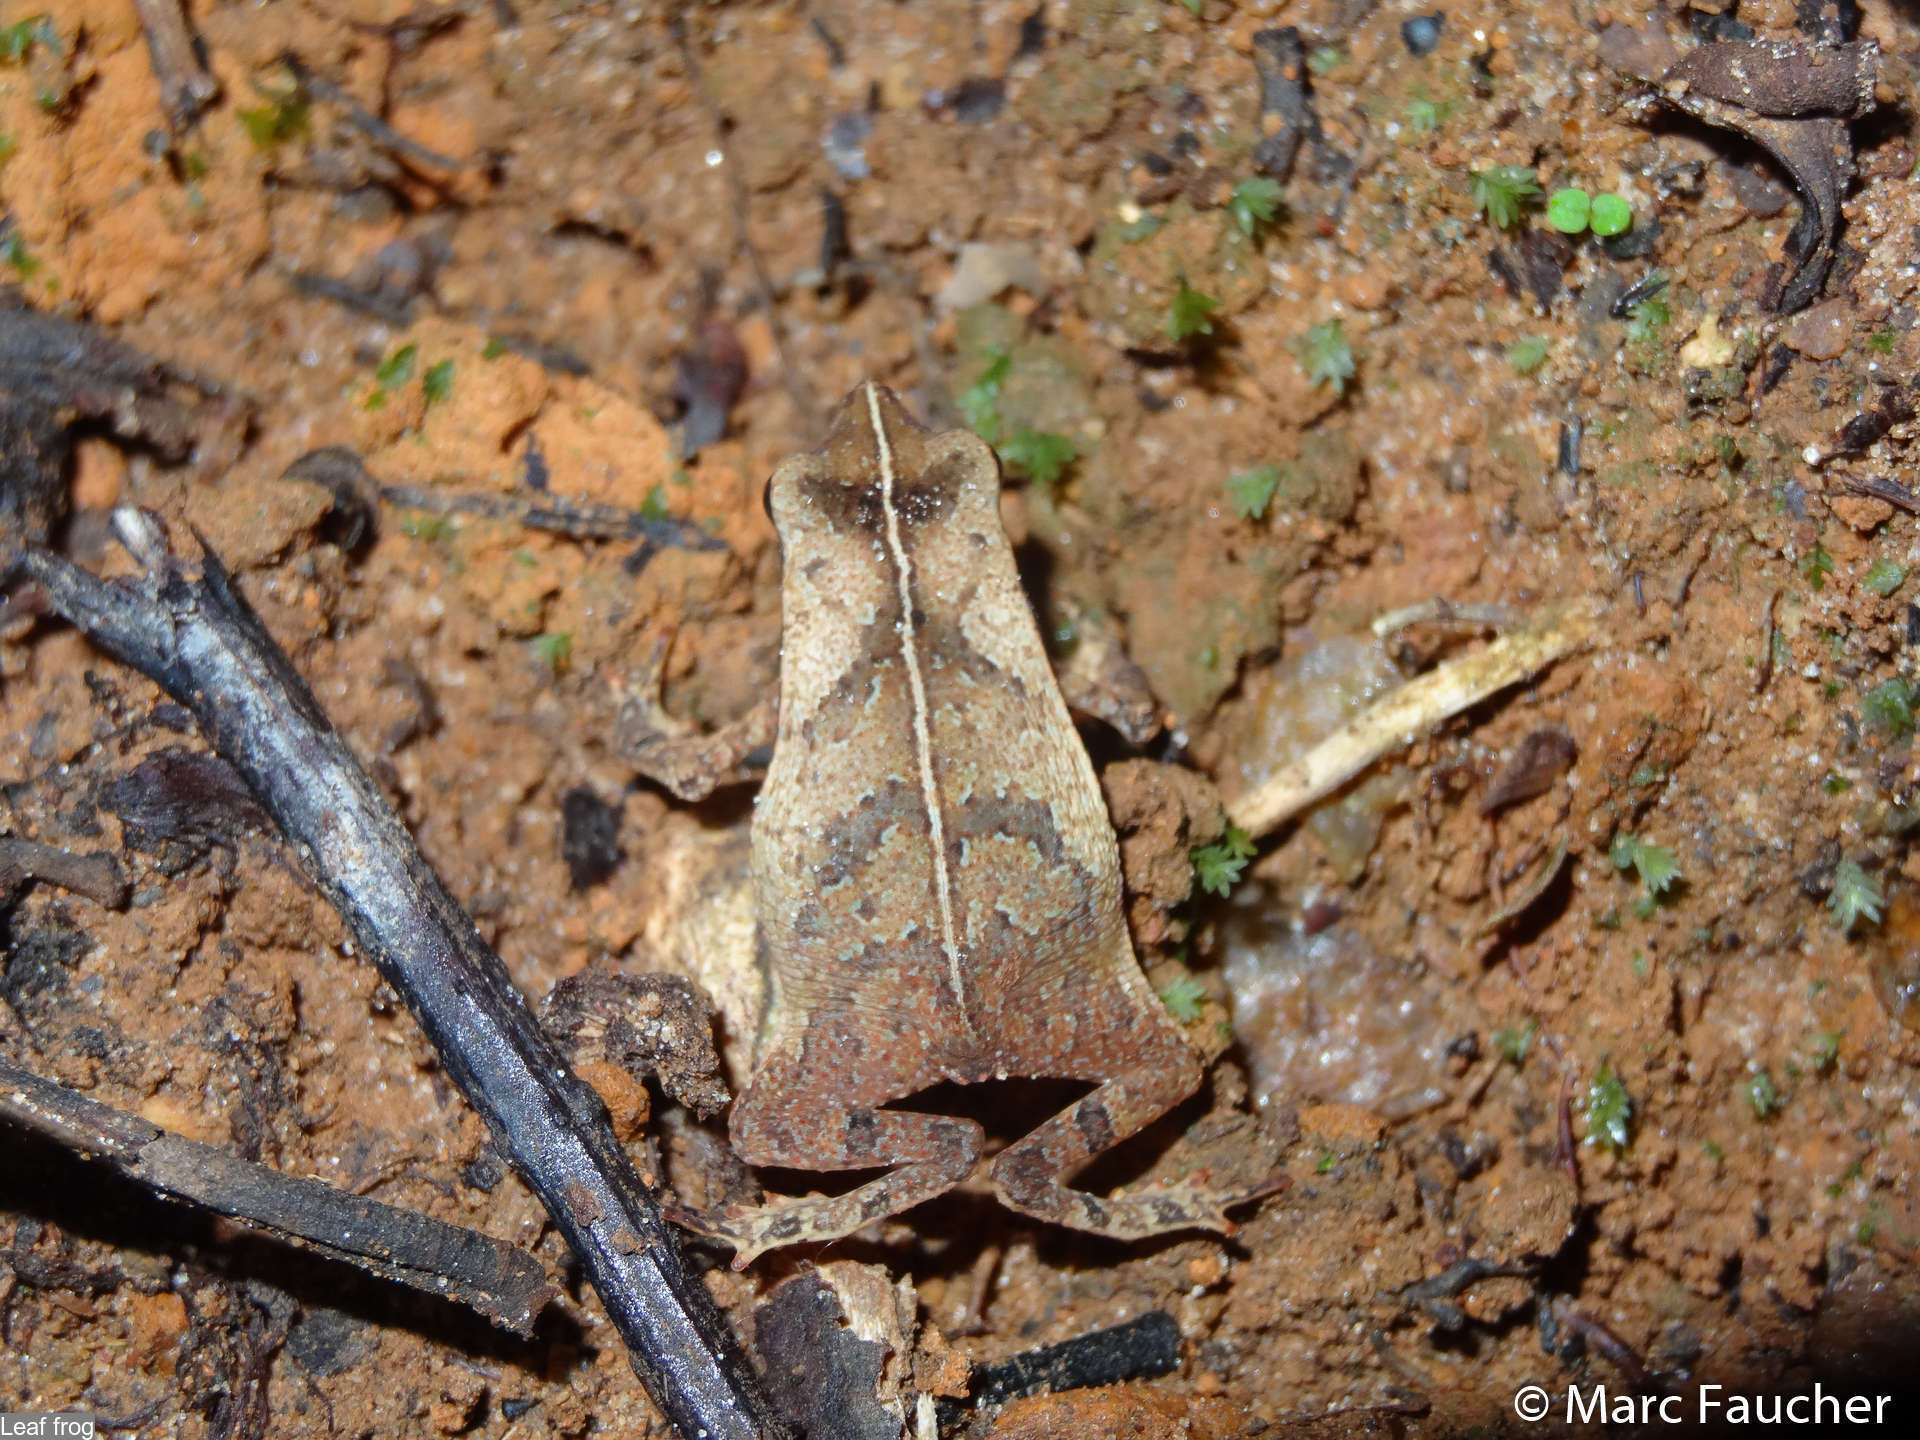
[988,1013,1274,1241]
[678,1043,983,1269]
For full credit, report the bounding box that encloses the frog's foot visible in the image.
[990,1066,1287,1242]
[673,1107,985,1269]
[613,628,776,801]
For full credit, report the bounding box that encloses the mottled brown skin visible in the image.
[687,382,1255,1266]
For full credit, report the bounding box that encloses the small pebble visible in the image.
[1402,14,1443,56]
[1782,298,1850,361]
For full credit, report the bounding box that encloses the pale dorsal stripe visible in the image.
[866,383,974,1032]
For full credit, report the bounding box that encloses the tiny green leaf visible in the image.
[1862,558,1907,596]
[1745,1069,1781,1119]
[1589,193,1633,236]
[1800,543,1834,592]
[1167,280,1221,341]
[1306,45,1345,76]
[999,428,1076,488]
[1493,1019,1536,1064]
[1546,187,1591,234]
[1507,337,1549,375]
[639,485,671,523]
[1228,176,1286,238]
[1192,826,1256,897]
[422,359,455,406]
[960,348,1012,440]
[1585,1059,1632,1154]
[1828,859,1884,933]
[2,231,39,280]
[375,344,419,388]
[1157,974,1210,1023]
[1862,678,1916,739]
[1227,465,1281,520]
[1469,166,1540,229]
[481,337,507,360]
[1609,833,1681,898]
[1295,319,1355,394]
[529,632,573,670]
[1117,213,1167,243]
[0,15,53,65]
[1866,329,1898,355]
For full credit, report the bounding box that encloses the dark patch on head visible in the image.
[815,778,927,889]
[798,471,887,536]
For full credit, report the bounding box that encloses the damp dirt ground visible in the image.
[4,2,1920,1437]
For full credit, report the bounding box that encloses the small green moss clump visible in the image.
[1862,558,1907,596]
[1295,319,1356,394]
[1191,825,1256,897]
[1827,859,1884,934]
[1585,1059,1632,1154]
[1470,166,1540,229]
[1227,177,1285,239]
[1157,973,1210,1023]
[1167,279,1221,341]
[1226,465,1280,520]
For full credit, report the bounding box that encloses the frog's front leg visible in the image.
[989,1026,1273,1241]
[674,1044,984,1269]
[613,627,777,801]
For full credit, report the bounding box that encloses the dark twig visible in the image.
[2,512,791,1440]
[0,1058,555,1335]
[133,0,219,130]
[380,483,728,552]
[1843,473,1920,514]
[279,52,472,173]
[0,836,129,910]
[1397,1256,1535,1330]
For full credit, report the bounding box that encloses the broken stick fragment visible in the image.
[1227,599,1600,839]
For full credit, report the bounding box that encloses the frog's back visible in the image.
[754,384,1154,1086]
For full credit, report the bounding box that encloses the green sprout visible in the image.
[1625,292,1671,346]
[1228,176,1286,239]
[0,15,54,64]
[1469,166,1540,229]
[376,344,418,388]
[1307,45,1346,76]
[1609,833,1681,903]
[1862,558,1907,596]
[422,359,455,407]
[1403,96,1451,134]
[638,484,671,523]
[1585,1059,1632,1154]
[1507,337,1549,375]
[481,337,507,360]
[237,89,311,150]
[1589,194,1632,236]
[1157,974,1210,1023]
[1117,213,1167,243]
[1827,859,1884,934]
[1177,0,1203,14]
[1823,773,1851,795]
[1800,543,1834,592]
[0,133,15,166]
[1866,329,1898,355]
[1745,1069,1782,1119]
[999,428,1076,488]
[1546,188,1591,234]
[1226,465,1281,520]
[960,347,1012,441]
[1167,279,1221,341]
[1295,319,1355,394]
[399,514,456,542]
[529,632,573,672]
[1492,1019,1536,1064]
[1862,678,1916,740]
[1807,1029,1843,1072]
[1191,825,1256,897]
[1315,1149,1338,1173]
[2,231,39,280]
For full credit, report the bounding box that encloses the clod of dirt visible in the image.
[540,970,730,1118]
[752,1262,935,1440]
[1249,28,1316,182]
[0,288,202,542]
